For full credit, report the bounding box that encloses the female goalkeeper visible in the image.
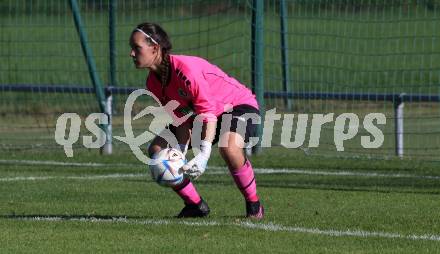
[129,22,264,219]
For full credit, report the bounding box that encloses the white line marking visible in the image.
[9,216,440,242]
[0,159,134,168]
[1,159,440,180]
[0,173,144,182]
[0,159,104,167]
[242,168,440,180]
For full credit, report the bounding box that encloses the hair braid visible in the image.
[160,53,171,86]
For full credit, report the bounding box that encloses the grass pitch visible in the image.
[1,148,440,253]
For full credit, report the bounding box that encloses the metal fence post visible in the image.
[109,0,117,114]
[394,94,405,158]
[102,87,113,155]
[69,0,110,154]
[280,0,292,111]
[251,0,264,154]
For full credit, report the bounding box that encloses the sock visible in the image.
[172,178,201,205]
[230,159,259,202]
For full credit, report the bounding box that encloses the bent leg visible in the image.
[219,132,259,202]
[172,178,201,205]
[148,134,202,207]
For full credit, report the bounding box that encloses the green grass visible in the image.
[1,147,440,253]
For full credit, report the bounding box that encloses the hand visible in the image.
[182,153,209,179]
[182,140,212,180]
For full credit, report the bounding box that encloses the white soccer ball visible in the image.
[149,148,186,187]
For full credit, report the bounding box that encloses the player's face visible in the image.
[129,32,159,69]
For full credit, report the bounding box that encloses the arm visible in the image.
[173,121,191,154]
[177,65,217,179]
[200,120,216,143]
[182,120,216,179]
[172,117,216,155]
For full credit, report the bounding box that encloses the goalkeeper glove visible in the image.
[182,140,212,179]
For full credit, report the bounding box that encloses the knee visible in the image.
[219,146,246,171]
[218,146,233,158]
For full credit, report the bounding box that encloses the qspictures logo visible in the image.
[54,89,386,164]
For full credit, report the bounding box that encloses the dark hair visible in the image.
[135,22,172,56]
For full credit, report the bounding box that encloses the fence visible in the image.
[1,0,439,160]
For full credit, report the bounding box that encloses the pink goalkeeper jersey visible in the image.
[146,55,258,122]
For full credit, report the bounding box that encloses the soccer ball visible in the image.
[149,148,186,187]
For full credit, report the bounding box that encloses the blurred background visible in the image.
[1,0,439,161]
